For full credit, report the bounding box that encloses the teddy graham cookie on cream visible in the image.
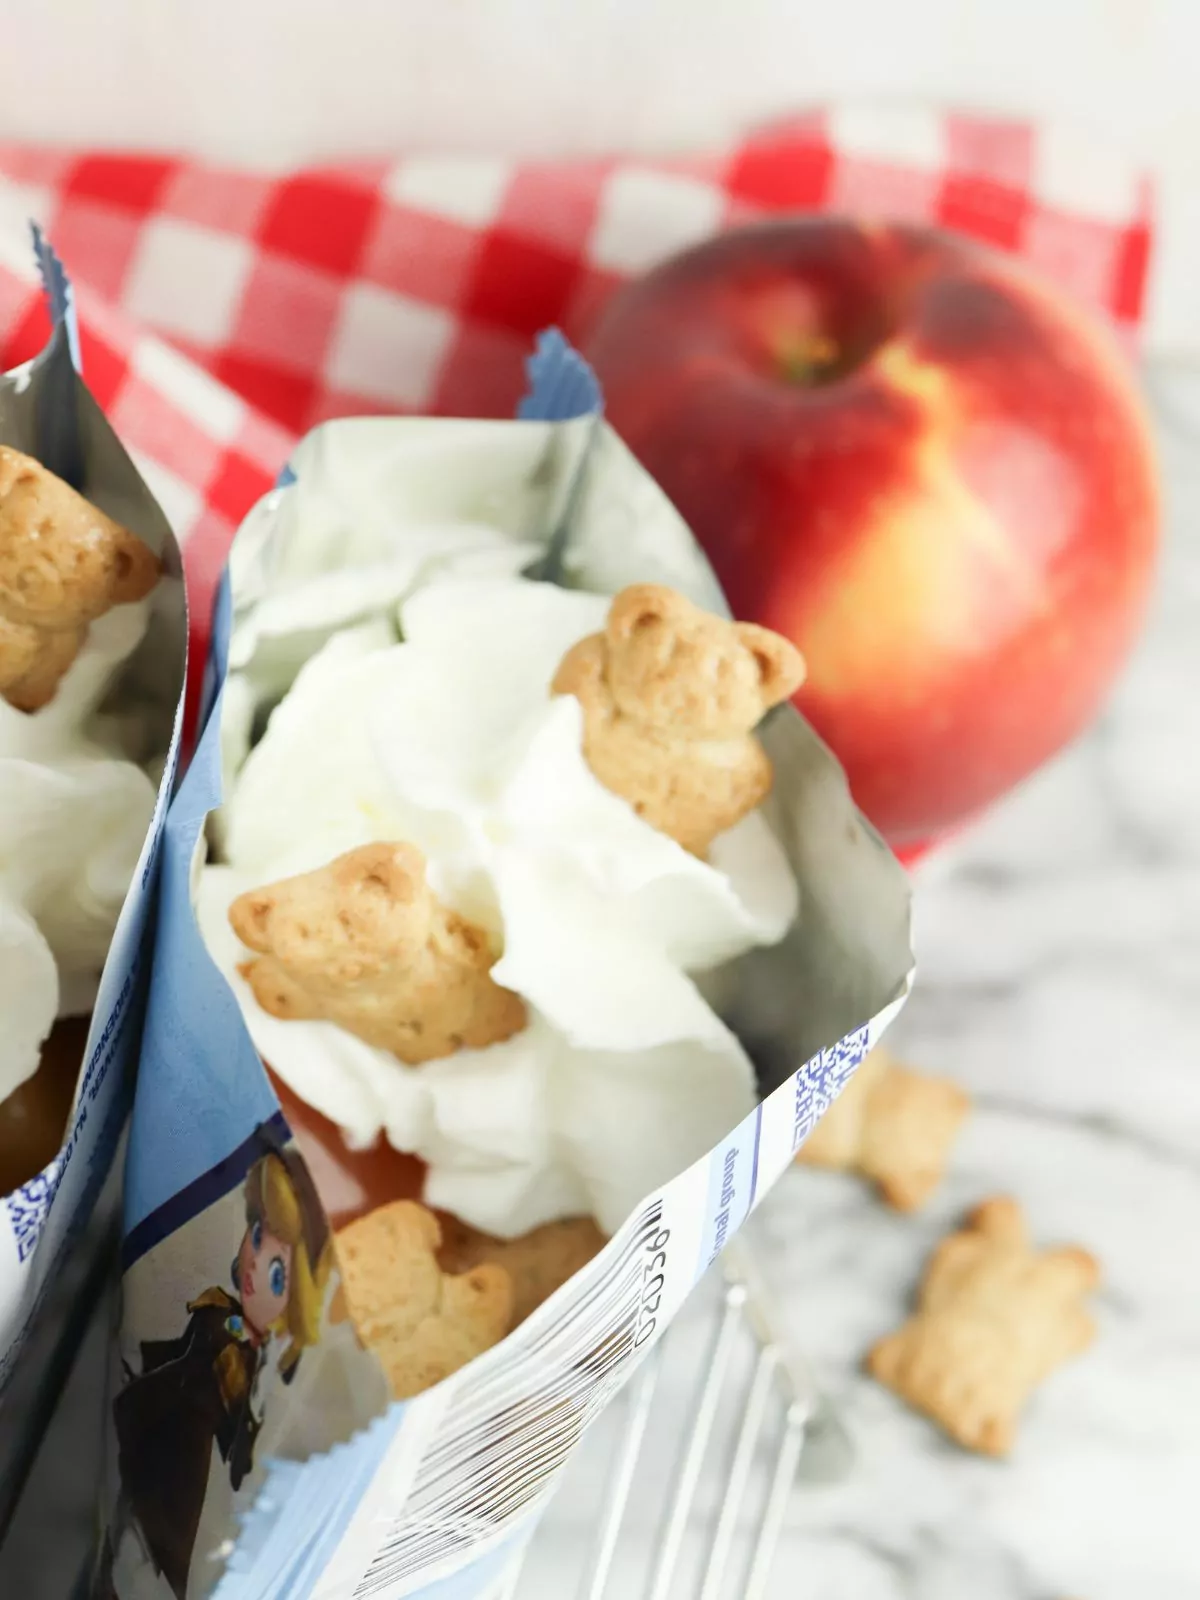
[0,445,160,713]
[1,447,164,1189]
[553,584,805,856]
[230,841,527,1064]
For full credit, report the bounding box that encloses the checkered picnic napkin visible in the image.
[0,106,1153,717]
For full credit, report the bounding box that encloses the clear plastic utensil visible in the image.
[504,1206,853,1599]
[579,1350,663,1600]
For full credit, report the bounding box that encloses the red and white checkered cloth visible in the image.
[0,106,1153,719]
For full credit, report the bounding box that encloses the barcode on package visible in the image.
[352,1197,669,1596]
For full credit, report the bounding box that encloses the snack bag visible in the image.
[0,235,185,1449]
[97,334,912,1600]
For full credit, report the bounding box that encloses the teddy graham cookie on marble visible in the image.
[797,1045,969,1211]
[867,1197,1099,1455]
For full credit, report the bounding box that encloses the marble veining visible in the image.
[2,374,1199,1599]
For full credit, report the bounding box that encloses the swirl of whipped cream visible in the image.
[220,476,540,785]
[0,601,157,1105]
[201,577,798,1237]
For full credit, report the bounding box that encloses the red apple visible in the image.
[587,219,1159,850]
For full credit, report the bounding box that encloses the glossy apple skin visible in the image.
[588,220,1160,847]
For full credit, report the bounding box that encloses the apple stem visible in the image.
[777,333,842,385]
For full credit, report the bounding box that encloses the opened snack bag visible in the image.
[95,335,912,1600]
[0,233,184,1412]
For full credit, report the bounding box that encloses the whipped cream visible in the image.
[222,466,539,786]
[0,600,157,1104]
[202,576,798,1238]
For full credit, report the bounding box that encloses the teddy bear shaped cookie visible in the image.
[552,584,806,856]
[797,1045,970,1211]
[334,1200,514,1399]
[436,1213,606,1327]
[0,446,161,712]
[228,841,528,1065]
[867,1197,1099,1455]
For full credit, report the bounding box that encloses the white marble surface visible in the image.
[2,371,1198,1598]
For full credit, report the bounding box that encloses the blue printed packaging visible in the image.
[0,236,185,1440]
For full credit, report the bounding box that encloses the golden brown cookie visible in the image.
[335,1200,513,1398]
[867,1197,1099,1455]
[0,1016,89,1194]
[797,1045,969,1211]
[0,447,160,712]
[230,842,527,1065]
[552,584,805,856]
[436,1213,606,1326]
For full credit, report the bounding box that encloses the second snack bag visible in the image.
[0,233,185,1521]
[97,337,913,1600]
